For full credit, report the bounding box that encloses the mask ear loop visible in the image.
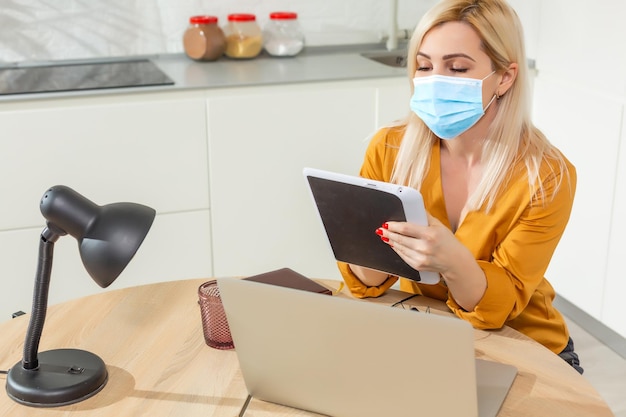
[483,70,499,110]
[483,93,498,112]
[482,70,497,81]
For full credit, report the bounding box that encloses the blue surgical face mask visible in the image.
[410,71,497,140]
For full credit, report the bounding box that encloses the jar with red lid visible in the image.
[263,12,305,57]
[183,15,226,61]
[223,13,263,59]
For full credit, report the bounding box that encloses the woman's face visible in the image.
[415,21,500,106]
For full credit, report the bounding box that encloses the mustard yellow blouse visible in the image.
[338,126,577,354]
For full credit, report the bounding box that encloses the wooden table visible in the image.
[0,278,614,417]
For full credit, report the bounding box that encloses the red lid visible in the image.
[189,15,218,24]
[269,12,298,20]
[228,13,256,22]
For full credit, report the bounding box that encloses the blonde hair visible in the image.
[390,0,568,211]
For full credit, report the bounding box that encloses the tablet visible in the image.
[303,167,439,284]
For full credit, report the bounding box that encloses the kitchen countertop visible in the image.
[0,43,408,103]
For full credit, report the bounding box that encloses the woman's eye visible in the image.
[417,66,431,72]
[451,67,469,73]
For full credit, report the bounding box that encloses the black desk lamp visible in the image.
[5,185,155,407]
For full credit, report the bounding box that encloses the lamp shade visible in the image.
[40,186,156,288]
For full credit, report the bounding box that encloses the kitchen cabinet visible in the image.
[0,91,212,319]
[603,105,626,337]
[533,76,621,322]
[0,77,409,319]
[1,58,624,341]
[531,0,626,339]
[206,78,409,279]
[3,62,624,341]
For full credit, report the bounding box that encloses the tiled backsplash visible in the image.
[0,0,438,64]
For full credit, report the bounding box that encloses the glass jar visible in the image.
[183,15,226,61]
[263,12,305,57]
[223,14,263,59]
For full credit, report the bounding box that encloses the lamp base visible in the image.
[6,348,108,407]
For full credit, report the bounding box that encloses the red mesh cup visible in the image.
[198,280,234,350]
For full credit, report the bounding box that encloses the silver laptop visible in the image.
[218,277,517,417]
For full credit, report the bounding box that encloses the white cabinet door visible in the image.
[0,91,212,319]
[532,76,622,322]
[207,80,384,279]
[534,0,626,337]
[603,106,626,338]
[0,91,210,228]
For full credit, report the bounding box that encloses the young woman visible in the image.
[338,0,582,373]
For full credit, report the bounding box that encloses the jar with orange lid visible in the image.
[223,13,263,59]
[183,15,226,61]
[263,12,305,57]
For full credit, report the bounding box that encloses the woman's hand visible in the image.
[377,214,458,274]
[377,214,487,311]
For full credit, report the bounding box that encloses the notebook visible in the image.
[218,277,517,417]
[244,267,332,295]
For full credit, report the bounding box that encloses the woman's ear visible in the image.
[497,62,518,98]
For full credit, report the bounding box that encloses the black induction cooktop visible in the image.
[0,59,175,96]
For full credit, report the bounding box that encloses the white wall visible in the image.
[532,1,626,337]
[506,0,540,62]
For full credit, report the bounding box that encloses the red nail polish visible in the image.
[381,236,389,243]
[375,228,383,236]
[382,223,389,229]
